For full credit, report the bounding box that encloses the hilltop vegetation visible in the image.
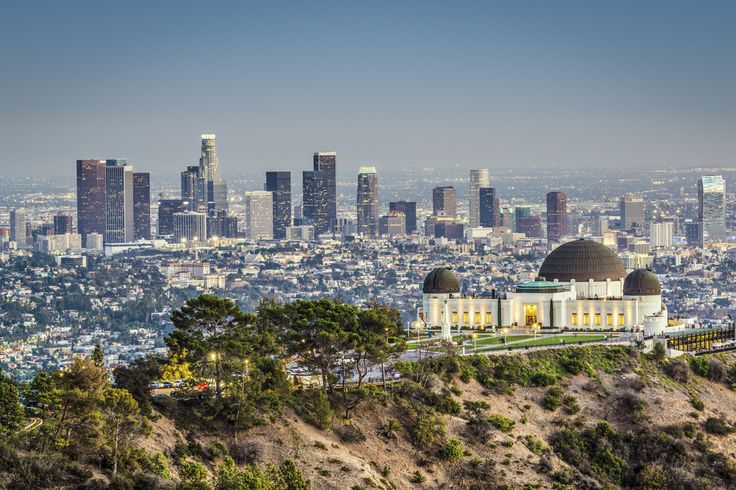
[2,294,736,488]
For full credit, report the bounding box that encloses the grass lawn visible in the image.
[473,335,532,346]
[486,334,607,351]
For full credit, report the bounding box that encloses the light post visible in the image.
[472,333,478,352]
[532,323,539,340]
[502,326,509,344]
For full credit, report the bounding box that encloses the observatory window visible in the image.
[571,313,578,325]
[607,314,613,326]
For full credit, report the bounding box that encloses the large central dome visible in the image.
[538,239,626,283]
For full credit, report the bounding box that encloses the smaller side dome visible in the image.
[624,269,661,296]
[423,267,460,294]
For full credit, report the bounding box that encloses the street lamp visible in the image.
[501,327,509,344]
[472,333,478,352]
[411,320,423,345]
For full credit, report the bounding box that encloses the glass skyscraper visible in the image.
[356,166,378,237]
[698,175,726,244]
[265,171,292,239]
[469,168,491,228]
[303,151,336,235]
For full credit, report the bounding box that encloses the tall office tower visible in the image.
[379,211,406,237]
[104,160,134,243]
[356,166,379,237]
[302,170,329,234]
[469,168,491,228]
[517,215,544,238]
[199,134,228,214]
[432,186,457,218]
[265,171,292,239]
[293,205,303,226]
[76,159,106,246]
[499,206,515,229]
[514,206,531,232]
[157,199,187,236]
[53,214,74,235]
[546,191,567,242]
[650,222,674,249]
[9,208,26,246]
[698,175,726,244]
[619,195,646,232]
[244,191,274,240]
[173,211,207,243]
[389,201,417,233]
[181,166,203,212]
[133,172,151,240]
[593,217,610,236]
[479,187,499,227]
[313,151,337,227]
[684,221,701,247]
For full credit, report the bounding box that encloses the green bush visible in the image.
[704,416,734,436]
[690,394,705,411]
[542,387,564,411]
[303,390,333,430]
[488,413,515,434]
[690,357,710,378]
[407,404,447,447]
[530,370,557,387]
[523,435,547,456]
[441,438,464,460]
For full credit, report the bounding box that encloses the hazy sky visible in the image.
[1,0,734,177]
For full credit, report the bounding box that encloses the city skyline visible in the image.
[1,1,735,176]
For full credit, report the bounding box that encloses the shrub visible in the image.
[542,386,564,411]
[488,413,515,434]
[635,464,668,489]
[530,370,557,387]
[425,392,461,415]
[463,400,490,414]
[708,359,728,383]
[303,390,333,430]
[690,394,705,411]
[523,435,547,456]
[704,416,734,436]
[690,356,710,378]
[441,438,464,460]
[664,360,690,383]
[407,404,446,447]
[466,413,493,442]
[410,471,426,483]
[562,394,580,414]
[335,424,366,443]
[651,342,666,361]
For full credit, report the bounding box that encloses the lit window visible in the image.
[474,312,481,324]
[607,314,613,326]
[451,311,458,323]
[485,312,492,324]
[618,314,625,326]
[595,313,601,325]
[583,313,590,325]
[463,312,469,324]
[571,313,578,325]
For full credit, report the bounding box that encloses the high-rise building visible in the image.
[181,166,204,212]
[302,170,329,235]
[199,134,228,214]
[619,195,646,232]
[173,211,207,243]
[158,199,188,237]
[514,206,532,233]
[379,211,406,237]
[104,160,134,243]
[244,191,273,240]
[53,214,74,235]
[546,191,567,242]
[517,215,544,238]
[133,172,151,240]
[9,208,26,246]
[479,187,499,228]
[356,166,379,237]
[684,221,701,247]
[650,222,674,249]
[206,209,239,239]
[434,221,464,240]
[469,169,491,228]
[76,159,106,246]
[265,171,291,239]
[698,175,726,244]
[432,186,457,218]
[303,152,336,235]
[389,201,417,233]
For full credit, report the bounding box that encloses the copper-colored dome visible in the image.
[624,269,661,296]
[538,239,626,283]
[423,267,460,294]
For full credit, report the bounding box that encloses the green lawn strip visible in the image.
[486,334,606,351]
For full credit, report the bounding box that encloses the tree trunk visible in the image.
[113,423,119,475]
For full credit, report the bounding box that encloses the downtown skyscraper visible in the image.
[469,168,491,228]
[479,187,499,228]
[356,166,379,237]
[546,191,568,243]
[76,159,107,245]
[303,151,336,235]
[133,172,151,240]
[104,160,134,243]
[265,171,291,239]
[432,186,457,218]
[199,134,228,214]
[698,175,726,245]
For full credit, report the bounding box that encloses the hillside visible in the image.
[6,344,736,489]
